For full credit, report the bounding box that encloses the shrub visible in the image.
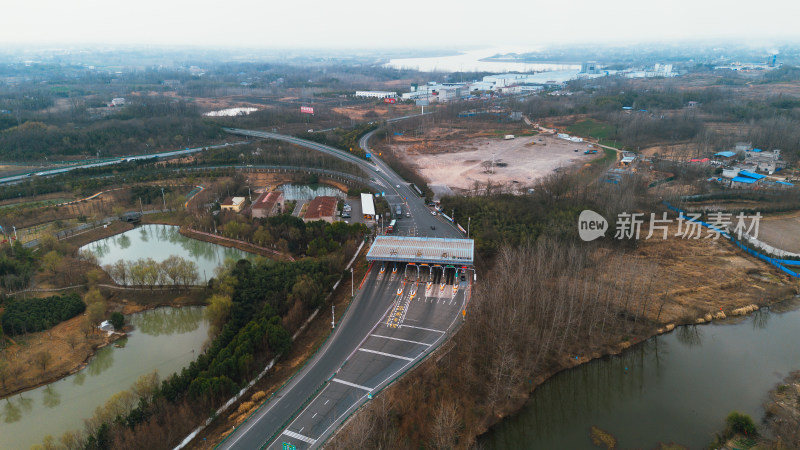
[726,411,758,437]
[110,312,125,331]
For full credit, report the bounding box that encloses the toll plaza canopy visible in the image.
[366,236,474,266]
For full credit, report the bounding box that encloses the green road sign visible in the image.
[282,443,297,450]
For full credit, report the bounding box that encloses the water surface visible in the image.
[0,306,208,450]
[384,48,580,73]
[483,300,800,448]
[81,224,255,283]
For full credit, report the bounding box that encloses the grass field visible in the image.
[567,119,615,141]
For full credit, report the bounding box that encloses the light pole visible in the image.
[161,188,166,210]
[467,217,471,238]
[351,267,354,297]
[331,304,335,329]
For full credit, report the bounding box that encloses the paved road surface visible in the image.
[217,128,468,450]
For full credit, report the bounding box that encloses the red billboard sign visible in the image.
[383,98,397,104]
[301,106,314,114]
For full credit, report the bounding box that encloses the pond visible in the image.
[278,183,346,201]
[81,224,255,283]
[0,306,209,450]
[482,298,800,449]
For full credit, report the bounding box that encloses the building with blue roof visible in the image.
[714,151,737,159]
[730,170,766,188]
[738,170,766,180]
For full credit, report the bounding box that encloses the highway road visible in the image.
[216,128,468,449]
[226,127,463,239]
[0,142,247,185]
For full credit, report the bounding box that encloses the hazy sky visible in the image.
[1,0,799,49]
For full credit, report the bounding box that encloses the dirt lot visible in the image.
[391,134,598,192]
[758,211,800,254]
[0,306,109,398]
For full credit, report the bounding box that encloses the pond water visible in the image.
[0,306,209,450]
[81,224,255,283]
[278,183,346,201]
[482,299,800,449]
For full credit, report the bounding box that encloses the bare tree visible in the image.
[34,350,53,374]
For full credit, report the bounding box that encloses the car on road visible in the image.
[396,184,400,188]
[430,225,436,230]
[375,168,381,172]
[431,211,437,216]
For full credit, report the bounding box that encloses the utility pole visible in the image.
[467,217,471,238]
[161,188,166,210]
[331,304,335,329]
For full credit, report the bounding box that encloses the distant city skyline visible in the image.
[1,0,799,50]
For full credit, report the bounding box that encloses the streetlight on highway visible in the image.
[351,267,354,297]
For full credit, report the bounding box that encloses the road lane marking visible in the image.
[312,412,317,418]
[370,334,432,347]
[332,378,373,391]
[282,429,316,444]
[400,324,445,333]
[358,348,414,361]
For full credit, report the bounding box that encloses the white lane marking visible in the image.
[332,377,373,391]
[370,334,432,347]
[324,399,329,405]
[400,324,445,333]
[282,429,316,444]
[358,348,414,361]
[312,412,317,418]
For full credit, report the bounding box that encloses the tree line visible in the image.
[103,255,199,288]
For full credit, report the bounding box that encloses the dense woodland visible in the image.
[1,293,85,336]
[0,242,38,291]
[190,211,369,257]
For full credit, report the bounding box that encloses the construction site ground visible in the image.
[387,133,600,192]
[758,211,800,254]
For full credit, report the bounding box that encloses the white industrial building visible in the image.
[355,91,397,99]
[361,193,375,220]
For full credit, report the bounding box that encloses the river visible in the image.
[482,298,800,448]
[0,306,209,450]
[384,48,580,73]
[81,224,255,283]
